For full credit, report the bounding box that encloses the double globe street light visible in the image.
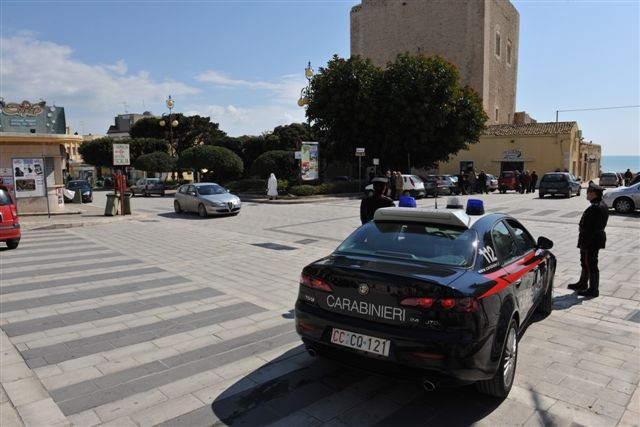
[159,95,179,157]
[296,62,314,184]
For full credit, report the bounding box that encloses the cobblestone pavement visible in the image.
[1,191,639,426]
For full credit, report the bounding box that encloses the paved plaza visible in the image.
[1,190,639,426]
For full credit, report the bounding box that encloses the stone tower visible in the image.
[350,0,519,125]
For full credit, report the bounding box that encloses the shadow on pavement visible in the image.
[188,348,506,426]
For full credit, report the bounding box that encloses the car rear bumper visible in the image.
[0,223,21,240]
[295,300,498,383]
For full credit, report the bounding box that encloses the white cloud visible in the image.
[0,33,198,131]
[0,33,309,136]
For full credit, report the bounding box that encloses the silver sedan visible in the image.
[602,182,640,214]
[174,183,241,217]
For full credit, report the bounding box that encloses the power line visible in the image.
[556,105,639,122]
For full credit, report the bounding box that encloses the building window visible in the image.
[507,39,512,65]
[495,31,501,58]
[495,108,499,122]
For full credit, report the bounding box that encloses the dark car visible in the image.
[295,203,556,397]
[419,175,443,197]
[497,171,520,193]
[538,172,582,198]
[64,180,93,203]
[0,186,21,249]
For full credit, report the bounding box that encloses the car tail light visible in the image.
[400,296,477,312]
[300,273,333,292]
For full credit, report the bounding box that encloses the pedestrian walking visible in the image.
[267,173,278,200]
[394,171,404,200]
[521,171,532,194]
[466,169,476,194]
[624,168,633,186]
[360,177,395,224]
[568,181,609,297]
[477,170,487,194]
[530,170,538,193]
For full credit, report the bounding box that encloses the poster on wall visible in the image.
[12,158,46,198]
[301,141,318,181]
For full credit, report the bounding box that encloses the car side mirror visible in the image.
[188,191,196,196]
[537,236,553,250]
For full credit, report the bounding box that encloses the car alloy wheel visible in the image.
[476,319,518,397]
[614,197,634,214]
[198,204,207,218]
[174,200,182,213]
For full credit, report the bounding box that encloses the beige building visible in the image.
[351,0,519,125]
[437,121,601,182]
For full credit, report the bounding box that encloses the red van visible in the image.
[0,186,21,249]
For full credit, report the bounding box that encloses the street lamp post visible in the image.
[297,62,314,184]
[159,95,179,179]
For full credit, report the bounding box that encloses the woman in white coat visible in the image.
[267,173,278,200]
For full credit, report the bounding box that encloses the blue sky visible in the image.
[1,0,638,157]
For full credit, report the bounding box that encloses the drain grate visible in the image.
[252,242,297,251]
[625,310,640,324]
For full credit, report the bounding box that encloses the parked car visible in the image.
[538,172,582,198]
[485,173,499,192]
[130,178,165,197]
[295,202,556,397]
[599,172,620,187]
[420,175,449,197]
[602,182,640,214]
[364,174,426,198]
[497,171,521,193]
[64,180,93,203]
[174,182,241,217]
[0,185,21,249]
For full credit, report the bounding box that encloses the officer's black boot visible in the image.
[578,272,599,298]
[568,269,588,291]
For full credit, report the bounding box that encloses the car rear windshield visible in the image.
[336,222,477,267]
[541,174,566,182]
[0,189,11,206]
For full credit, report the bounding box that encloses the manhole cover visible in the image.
[252,242,297,251]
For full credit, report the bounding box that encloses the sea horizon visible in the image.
[601,155,640,173]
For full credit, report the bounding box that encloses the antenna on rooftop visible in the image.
[123,102,129,113]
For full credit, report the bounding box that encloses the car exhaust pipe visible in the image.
[306,346,318,357]
[422,378,438,392]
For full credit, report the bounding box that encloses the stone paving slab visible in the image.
[3,193,639,426]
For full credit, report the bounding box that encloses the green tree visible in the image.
[129,114,227,158]
[307,53,488,171]
[250,150,296,179]
[133,152,174,176]
[128,138,170,162]
[78,137,114,175]
[178,145,243,182]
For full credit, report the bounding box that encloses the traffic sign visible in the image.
[113,143,130,166]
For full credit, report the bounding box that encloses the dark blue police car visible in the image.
[295,200,556,397]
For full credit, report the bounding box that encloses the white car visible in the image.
[364,174,426,198]
[602,182,640,214]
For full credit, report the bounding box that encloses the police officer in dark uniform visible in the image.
[360,177,395,224]
[568,181,609,297]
